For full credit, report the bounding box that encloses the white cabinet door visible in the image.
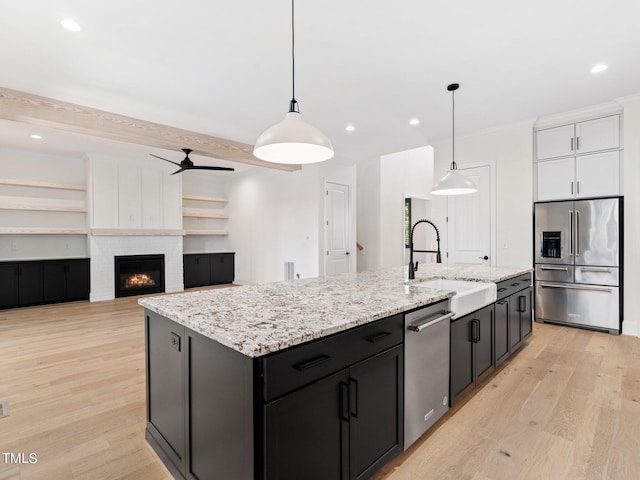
[536,157,575,201]
[576,151,620,198]
[118,165,141,228]
[141,170,163,228]
[536,124,575,160]
[575,116,619,154]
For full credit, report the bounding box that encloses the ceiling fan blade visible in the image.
[150,154,181,167]
[190,165,235,172]
[170,167,187,175]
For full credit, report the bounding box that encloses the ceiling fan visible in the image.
[150,148,235,175]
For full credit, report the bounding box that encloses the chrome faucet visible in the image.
[408,219,442,280]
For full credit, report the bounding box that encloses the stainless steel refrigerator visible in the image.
[534,197,623,334]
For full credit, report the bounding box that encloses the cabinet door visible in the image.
[265,369,350,480]
[494,300,509,366]
[65,260,90,301]
[575,116,619,154]
[183,255,211,288]
[210,253,234,285]
[141,170,163,228]
[0,264,19,308]
[18,262,43,306]
[349,345,403,480]
[508,295,523,353]
[450,316,473,399]
[117,165,141,228]
[474,306,494,379]
[576,151,620,198]
[43,262,67,303]
[146,313,186,472]
[520,287,533,339]
[536,124,575,160]
[536,157,575,201]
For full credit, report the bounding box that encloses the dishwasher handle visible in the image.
[407,310,454,332]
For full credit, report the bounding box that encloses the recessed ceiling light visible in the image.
[409,118,420,126]
[61,18,81,32]
[345,125,355,132]
[591,64,608,73]
[30,134,43,140]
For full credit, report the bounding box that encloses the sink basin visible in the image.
[415,279,497,318]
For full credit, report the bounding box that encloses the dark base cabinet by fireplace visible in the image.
[145,310,403,480]
[183,253,234,288]
[0,258,89,309]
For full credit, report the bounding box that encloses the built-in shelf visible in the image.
[183,229,228,236]
[0,178,86,191]
[0,227,89,235]
[90,228,186,236]
[182,207,228,219]
[182,194,227,203]
[0,196,86,213]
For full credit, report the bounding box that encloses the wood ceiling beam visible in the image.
[0,86,301,171]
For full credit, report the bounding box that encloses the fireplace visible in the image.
[114,254,165,298]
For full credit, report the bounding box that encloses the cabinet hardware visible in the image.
[540,283,612,293]
[365,331,391,343]
[580,268,612,274]
[540,266,569,271]
[293,354,331,371]
[568,211,573,256]
[340,382,350,422]
[576,210,580,257]
[407,311,454,332]
[571,181,573,195]
[576,136,580,150]
[518,296,525,313]
[349,378,358,418]
[570,137,574,151]
[577,181,580,195]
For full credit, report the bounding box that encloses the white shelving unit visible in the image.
[0,179,88,235]
[182,194,229,236]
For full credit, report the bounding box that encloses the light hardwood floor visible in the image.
[1,296,639,480]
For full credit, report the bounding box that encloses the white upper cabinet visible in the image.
[536,124,575,160]
[574,116,620,154]
[536,115,620,160]
[575,151,620,198]
[536,157,575,201]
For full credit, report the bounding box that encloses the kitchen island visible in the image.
[139,264,531,480]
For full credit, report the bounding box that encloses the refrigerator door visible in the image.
[534,201,573,265]
[574,198,619,267]
[535,264,573,283]
[575,266,619,287]
[535,281,620,334]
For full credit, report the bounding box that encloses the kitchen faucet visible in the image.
[408,219,442,280]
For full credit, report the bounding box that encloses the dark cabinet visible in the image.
[1,258,89,310]
[450,304,494,402]
[494,273,533,365]
[43,259,90,303]
[0,264,19,308]
[183,253,234,288]
[264,344,403,480]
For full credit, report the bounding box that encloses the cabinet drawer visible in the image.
[262,314,403,402]
[496,272,532,300]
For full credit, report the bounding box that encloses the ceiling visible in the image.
[1,0,639,168]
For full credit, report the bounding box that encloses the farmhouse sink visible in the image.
[415,279,497,318]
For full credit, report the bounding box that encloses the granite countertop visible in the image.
[139,264,531,357]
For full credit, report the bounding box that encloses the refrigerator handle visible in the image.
[575,210,580,257]
[568,210,573,256]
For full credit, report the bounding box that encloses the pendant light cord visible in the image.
[289,0,298,113]
[451,87,456,170]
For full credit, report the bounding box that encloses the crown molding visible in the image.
[534,101,623,130]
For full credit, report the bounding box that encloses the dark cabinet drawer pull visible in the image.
[340,382,350,422]
[497,287,507,292]
[365,331,391,343]
[518,295,526,313]
[293,354,331,371]
[510,282,520,287]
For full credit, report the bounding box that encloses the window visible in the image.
[404,197,411,248]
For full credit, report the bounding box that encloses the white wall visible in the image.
[431,123,534,267]
[620,96,640,337]
[356,158,381,272]
[227,160,356,285]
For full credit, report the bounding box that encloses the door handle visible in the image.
[294,354,331,371]
[540,283,612,293]
[579,268,612,274]
[365,331,392,343]
[407,311,454,332]
[570,137,574,151]
[540,266,569,271]
[575,210,580,257]
[576,136,580,151]
[568,210,573,256]
[340,382,350,422]
[478,256,489,260]
[518,295,526,313]
[346,252,350,255]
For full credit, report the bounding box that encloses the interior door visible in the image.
[447,165,492,265]
[325,182,351,276]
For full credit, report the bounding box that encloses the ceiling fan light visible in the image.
[431,169,478,195]
[254,111,334,164]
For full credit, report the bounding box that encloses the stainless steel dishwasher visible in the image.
[404,300,453,449]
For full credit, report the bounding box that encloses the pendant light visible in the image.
[431,83,478,195]
[253,0,334,164]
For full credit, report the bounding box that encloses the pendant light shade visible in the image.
[254,112,334,164]
[431,83,478,196]
[253,0,334,164]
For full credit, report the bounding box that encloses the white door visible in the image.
[447,165,493,265]
[325,182,351,275]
